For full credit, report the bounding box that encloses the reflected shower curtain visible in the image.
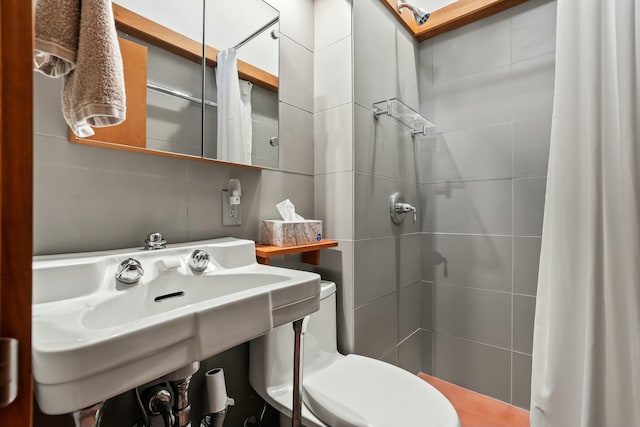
[530,0,640,426]
[216,48,253,164]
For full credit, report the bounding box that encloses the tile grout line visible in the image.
[424,113,553,140]
[509,10,516,399]
[434,281,517,296]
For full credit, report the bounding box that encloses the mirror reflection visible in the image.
[69,0,279,168]
[203,0,280,167]
[114,0,205,158]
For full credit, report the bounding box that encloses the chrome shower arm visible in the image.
[397,0,430,26]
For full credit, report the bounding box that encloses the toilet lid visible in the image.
[302,354,459,427]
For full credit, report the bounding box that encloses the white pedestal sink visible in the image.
[32,237,321,415]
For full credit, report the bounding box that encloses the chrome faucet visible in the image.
[116,258,144,285]
[144,232,167,250]
[189,250,210,273]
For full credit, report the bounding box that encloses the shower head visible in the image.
[397,0,430,26]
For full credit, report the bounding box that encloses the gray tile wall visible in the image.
[418,0,556,409]
[33,0,315,423]
[353,0,424,370]
[312,0,355,358]
[313,0,427,372]
[312,0,355,355]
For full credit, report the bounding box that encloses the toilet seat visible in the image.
[250,280,460,427]
[302,355,459,427]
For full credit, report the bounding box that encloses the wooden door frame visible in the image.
[0,0,34,425]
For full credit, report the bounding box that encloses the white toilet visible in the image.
[250,281,461,427]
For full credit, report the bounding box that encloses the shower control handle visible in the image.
[390,192,417,224]
[396,202,417,223]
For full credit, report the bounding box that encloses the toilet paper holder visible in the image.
[200,368,235,427]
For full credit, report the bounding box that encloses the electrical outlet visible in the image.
[222,190,242,226]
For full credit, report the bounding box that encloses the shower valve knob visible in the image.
[390,192,417,224]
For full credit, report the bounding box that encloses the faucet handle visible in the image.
[395,202,417,222]
[390,193,418,225]
[116,258,144,285]
[189,250,210,273]
[401,203,417,223]
[144,232,166,250]
[395,202,413,213]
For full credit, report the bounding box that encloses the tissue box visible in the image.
[261,220,323,247]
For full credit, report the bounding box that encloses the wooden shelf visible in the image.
[255,240,338,266]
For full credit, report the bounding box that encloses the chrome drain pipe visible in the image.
[292,316,310,427]
[71,401,105,427]
[171,375,194,427]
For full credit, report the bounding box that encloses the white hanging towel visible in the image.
[216,48,253,165]
[530,0,640,425]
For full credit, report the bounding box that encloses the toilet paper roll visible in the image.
[206,368,232,414]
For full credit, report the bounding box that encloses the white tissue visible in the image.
[276,199,304,222]
[206,368,235,413]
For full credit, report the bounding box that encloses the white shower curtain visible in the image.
[216,48,253,165]
[530,0,640,426]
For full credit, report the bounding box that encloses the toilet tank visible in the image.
[250,281,340,392]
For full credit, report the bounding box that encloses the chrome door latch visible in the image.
[0,337,18,408]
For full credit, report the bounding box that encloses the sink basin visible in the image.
[82,272,290,329]
[32,238,320,414]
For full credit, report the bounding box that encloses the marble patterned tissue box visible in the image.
[261,220,323,247]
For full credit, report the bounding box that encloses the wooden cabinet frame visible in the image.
[113,4,278,91]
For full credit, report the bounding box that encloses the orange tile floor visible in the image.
[419,374,530,427]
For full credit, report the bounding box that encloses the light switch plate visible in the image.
[222,190,242,226]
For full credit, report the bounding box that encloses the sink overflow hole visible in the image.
[154,291,185,302]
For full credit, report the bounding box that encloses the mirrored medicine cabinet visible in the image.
[69,0,280,169]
